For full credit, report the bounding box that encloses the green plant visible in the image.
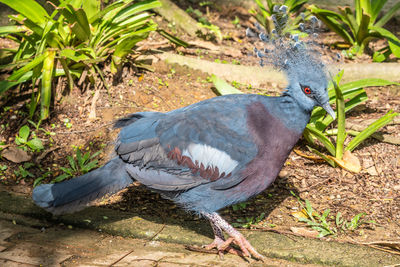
[28,120,56,136]
[335,212,375,231]
[186,5,223,42]
[308,1,400,60]
[232,212,265,229]
[303,70,399,172]
[0,165,7,178]
[15,125,44,152]
[33,168,52,187]
[14,162,35,179]
[53,148,101,183]
[291,192,374,237]
[250,0,309,35]
[63,118,72,129]
[232,202,248,211]
[0,0,161,120]
[232,16,241,27]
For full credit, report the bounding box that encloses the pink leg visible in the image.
[202,212,265,261]
[203,219,245,258]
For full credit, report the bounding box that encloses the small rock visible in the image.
[394,185,400,191]
[366,166,378,176]
[279,170,288,178]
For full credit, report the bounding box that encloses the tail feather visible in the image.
[32,157,133,215]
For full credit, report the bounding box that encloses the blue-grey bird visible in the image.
[32,35,335,260]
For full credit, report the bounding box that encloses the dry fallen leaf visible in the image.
[1,146,31,163]
[294,148,325,162]
[291,209,319,220]
[328,150,361,173]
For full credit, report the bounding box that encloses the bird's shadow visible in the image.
[96,177,297,239]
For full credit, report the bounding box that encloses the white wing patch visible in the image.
[182,143,238,175]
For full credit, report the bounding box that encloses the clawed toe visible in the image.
[202,234,264,261]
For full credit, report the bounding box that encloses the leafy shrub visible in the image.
[0,0,161,120]
[52,148,101,183]
[304,70,398,172]
[15,125,44,152]
[308,1,400,60]
[249,0,309,35]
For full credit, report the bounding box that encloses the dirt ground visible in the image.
[0,1,399,255]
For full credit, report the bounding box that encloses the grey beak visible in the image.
[322,102,336,120]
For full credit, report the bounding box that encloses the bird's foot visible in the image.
[204,212,265,261]
[223,232,265,261]
[203,236,244,259]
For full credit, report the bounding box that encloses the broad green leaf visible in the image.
[82,0,100,21]
[89,1,125,24]
[0,0,48,27]
[285,0,308,13]
[309,5,354,44]
[112,0,161,24]
[338,6,358,34]
[328,78,399,98]
[19,125,30,142]
[355,12,370,47]
[8,53,46,81]
[59,48,91,62]
[254,0,270,17]
[359,0,371,17]
[27,138,44,151]
[211,75,243,95]
[117,12,151,27]
[0,25,27,35]
[66,5,91,42]
[372,47,391,62]
[346,110,398,152]
[0,80,20,95]
[370,26,400,57]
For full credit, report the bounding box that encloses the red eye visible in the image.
[304,87,311,94]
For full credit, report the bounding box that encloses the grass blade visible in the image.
[305,125,336,156]
[346,110,398,152]
[374,1,400,28]
[157,29,189,47]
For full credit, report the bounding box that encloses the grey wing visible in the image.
[116,96,258,192]
[115,114,208,191]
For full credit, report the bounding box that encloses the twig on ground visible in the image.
[55,122,114,134]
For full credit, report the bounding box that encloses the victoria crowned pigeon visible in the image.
[32,15,335,260]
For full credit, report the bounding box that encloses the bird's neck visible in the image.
[265,94,312,133]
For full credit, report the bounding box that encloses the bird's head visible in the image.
[284,52,335,120]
